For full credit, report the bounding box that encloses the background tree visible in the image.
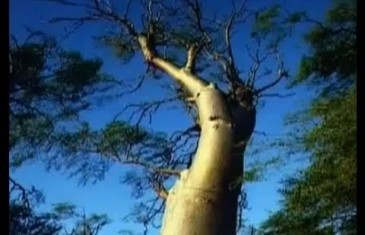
[9,178,110,235]
[9,31,115,234]
[10,177,61,235]
[9,30,117,171]
[258,1,356,234]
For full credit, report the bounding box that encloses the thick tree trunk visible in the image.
[136,35,256,235]
[160,84,256,235]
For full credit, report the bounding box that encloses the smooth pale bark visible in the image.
[160,84,255,235]
[137,34,256,235]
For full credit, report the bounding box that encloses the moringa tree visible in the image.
[11,0,300,234]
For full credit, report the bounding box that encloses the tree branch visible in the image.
[118,159,181,177]
[49,0,209,96]
[9,177,32,209]
[258,92,295,98]
[185,43,199,72]
[224,0,248,80]
[152,183,169,200]
[118,96,178,126]
[255,51,288,94]
[137,35,207,95]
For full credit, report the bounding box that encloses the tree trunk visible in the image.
[160,84,256,235]
[136,35,256,235]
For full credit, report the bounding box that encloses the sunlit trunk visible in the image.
[160,84,256,235]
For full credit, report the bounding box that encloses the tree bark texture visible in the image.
[160,82,256,235]
[137,34,256,235]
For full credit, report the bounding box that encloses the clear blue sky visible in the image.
[10,0,332,234]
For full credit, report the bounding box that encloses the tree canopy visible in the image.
[9,32,116,166]
[258,1,356,234]
[9,178,110,235]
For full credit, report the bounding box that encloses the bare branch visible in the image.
[119,159,181,177]
[123,0,132,18]
[116,72,147,99]
[256,68,273,80]
[225,13,237,76]
[120,97,179,126]
[246,38,262,86]
[236,189,247,233]
[170,125,200,154]
[48,0,138,36]
[137,35,207,95]
[152,183,169,200]
[255,50,288,94]
[206,52,229,72]
[201,0,251,88]
[92,3,138,36]
[184,0,204,31]
[170,124,200,142]
[49,15,100,24]
[253,130,267,136]
[224,0,248,77]
[185,43,199,72]
[9,177,33,209]
[258,92,295,98]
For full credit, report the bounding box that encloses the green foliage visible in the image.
[52,202,78,218]
[252,4,281,36]
[259,210,336,235]
[55,51,103,89]
[99,121,149,154]
[260,89,356,235]
[259,1,356,234]
[251,5,302,49]
[9,33,114,166]
[41,120,171,185]
[66,212,111,235]
[241,156,282,183]
[10,202,62,235]
[9,179,61,235]
[294,0,356,90]
[9,179,111,235]
[9,34,176,210]
[286,12,307,24]
[98,35,136,63]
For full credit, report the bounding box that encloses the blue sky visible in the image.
[10,0,332,234]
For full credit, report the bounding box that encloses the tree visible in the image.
[258,1,356,234]
[51,203,111,235]
[9,178,111,235]
[9,177,62,235]
[9,31,115,234]
[9,31,116,170]
[10,1,300,234]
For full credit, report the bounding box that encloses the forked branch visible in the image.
[254,50,288,94]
